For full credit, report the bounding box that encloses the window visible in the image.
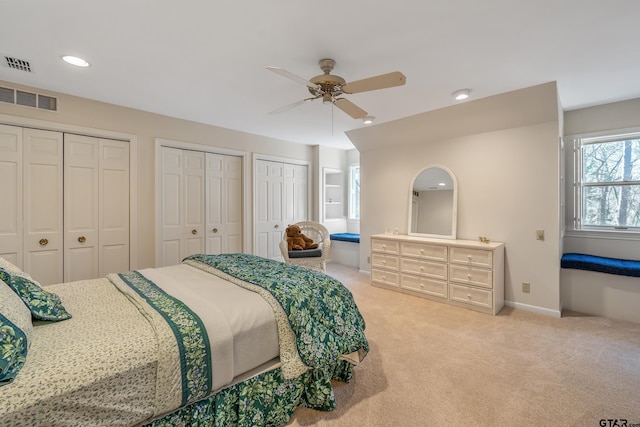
[575,134,640,231]
[348,165,360,220]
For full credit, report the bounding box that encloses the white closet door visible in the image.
[159,147,205,266]
[64,134,100,282]
[183,150,205,258]
[23,129,64,285]
[160,147,184,266]
[99,139,130,276]
[254,160,284,259]
[0,125,23,266]
[206,153,242,254]
[289,163,308,224]
[224,155,243,252]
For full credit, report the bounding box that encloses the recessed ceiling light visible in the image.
[363,116,375,124]
[452,89,471,101]
[61,55,90,67]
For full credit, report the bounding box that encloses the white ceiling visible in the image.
[2,1,639,150]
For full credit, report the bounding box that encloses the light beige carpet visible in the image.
[287,263,640,427]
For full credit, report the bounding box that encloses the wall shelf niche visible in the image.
[323,168,344,221]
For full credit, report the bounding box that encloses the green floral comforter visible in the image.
[144,254,369,427]
[183,254,369,372]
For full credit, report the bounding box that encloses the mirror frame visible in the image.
[407,165,458,240]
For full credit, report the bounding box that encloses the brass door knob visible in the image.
[274,224,279,229]
[39,238,48,246]
[192,229,197,235]
[78,236,86,243]
[212,228,218,233]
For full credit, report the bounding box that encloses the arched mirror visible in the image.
[408,165,457,239]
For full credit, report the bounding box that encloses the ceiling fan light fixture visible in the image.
[363,116,375,124]
[322,94,333,104]
[61,55,90,67]
[453,89,471,101]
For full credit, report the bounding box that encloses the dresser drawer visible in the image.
[449,265,493,289]
[449,247,493,268]
[400,242,447,262]
[372,253,399,271]
[401,274,447,299]
[449,283,493,309]
[371,238,399,255]
[371,268,400,287]
[400,258,447,280]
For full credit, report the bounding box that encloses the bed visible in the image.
[0,253,369,427]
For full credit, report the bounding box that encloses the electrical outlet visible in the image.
[367,256,370,264]
[522,282,531,293]
[536,229,545,241]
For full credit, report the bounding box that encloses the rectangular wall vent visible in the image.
[0,86,57,111]
[5,56,32,72]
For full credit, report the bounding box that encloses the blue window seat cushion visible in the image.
[288,248,322,258]
[561,253,640,278]
[330,233,360,243]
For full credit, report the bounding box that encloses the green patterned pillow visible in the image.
[0,268,71,321]
[0,279,32,386]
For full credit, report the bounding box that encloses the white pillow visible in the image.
[0,258,32,279]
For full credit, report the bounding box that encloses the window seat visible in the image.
[330,233,360,243]
[328,233,360,268]
[561,253,640,278]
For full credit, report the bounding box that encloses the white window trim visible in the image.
[348,164,360,221]
[567,127,640,237]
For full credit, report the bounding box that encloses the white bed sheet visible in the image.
[138,264,280,390]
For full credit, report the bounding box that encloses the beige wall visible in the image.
[348,82,563,316]
[0,80,315,269]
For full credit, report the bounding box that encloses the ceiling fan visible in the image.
[266,58,406,119]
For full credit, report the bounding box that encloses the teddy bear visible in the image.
[286,225,319,251]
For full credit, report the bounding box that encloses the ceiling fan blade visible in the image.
[268,97,317,114]
[341,71,406,94]
[266,66,318,89]
[334,98,368,119]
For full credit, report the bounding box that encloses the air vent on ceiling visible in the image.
[0,86,57,111]
[5,56,32,72]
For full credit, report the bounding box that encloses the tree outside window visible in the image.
[579,137,640,229]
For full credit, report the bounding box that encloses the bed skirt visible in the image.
[143,358,354,427]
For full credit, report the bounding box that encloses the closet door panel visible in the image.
[0,125,22,264]
[224,156,243,253]
[206,153,224,254]
[160,147,183,266]
[99,139,129,275]
[23,129,63,285]
[64,134,99,282]
[254,160,284,259]
[183,151,205,258]
[206,153,242,254]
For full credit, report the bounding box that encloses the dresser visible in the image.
[370,234,504,315]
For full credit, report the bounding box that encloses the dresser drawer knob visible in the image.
[382,260,386,264]
[467,294,472,299]
[420,266,424,272]
[467,274,472,279]
[420,249,424,254]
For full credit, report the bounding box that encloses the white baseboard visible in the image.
[504,300,562,318]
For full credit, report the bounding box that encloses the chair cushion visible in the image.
[288,248,323,258]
